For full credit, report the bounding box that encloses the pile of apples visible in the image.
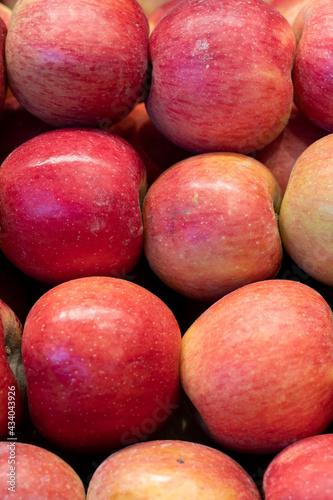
[0,0,332,498]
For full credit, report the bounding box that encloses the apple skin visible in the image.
[143,152,283,301]
[87,440,261,499]
[0,441,85,499]
[279,134,333,286]
[146,0,296,154]
[111,102,191,186]
[5,0,149,127]
[255,104,327,194]
[22,276,181,454]
[0,128,147,284]
[0,300,26,440]
[292,0,333,131]
[0,96,55,165]
[263,434,333,499]
[180,279,333,454]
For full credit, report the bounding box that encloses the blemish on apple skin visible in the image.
[177,458,184,463]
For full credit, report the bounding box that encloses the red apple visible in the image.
[5,0,149,127]
[148,0,182,32]
[0,96,55,165]
[270,0,309,25]
[279,134,333,286]
[292,0,333,131]
[180,279,333,454]
[0,128,147,284]
[0,300,26,440]
[146,0,296,154]
[0,441,85,498]
[143,153,283,301]
[255,104,327,194]
[111,102,191,186]
[263,434,333,499]
[87,440,261,499]
[22,276,181,454]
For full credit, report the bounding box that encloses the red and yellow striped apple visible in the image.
[6,0,149,127]
[293,0,333,131]
[180,280,333,454]
[146,0,296,153]
[143,153,283,301]
[0,442,85,499]
[279,134,333,286]
[87,440,261,499]
[263,434,333,499]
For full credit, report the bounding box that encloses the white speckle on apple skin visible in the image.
[22,276,181,454]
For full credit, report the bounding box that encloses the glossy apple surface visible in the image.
[143,153,282,301]
[279,134,333,285]
[180,280,333,454]
[146,0,296,153]
[255,104,327,194]
[292,0,333,131]
[0,441,85,499]
[6,0,149,127]
[0,128,147,284]
[22,276,181,454]
[0,300,26,440]
[263,434,333,499]
[87,440,261,499]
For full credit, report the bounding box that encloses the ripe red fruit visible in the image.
[22,276,181,454]
[0,128,147,284]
